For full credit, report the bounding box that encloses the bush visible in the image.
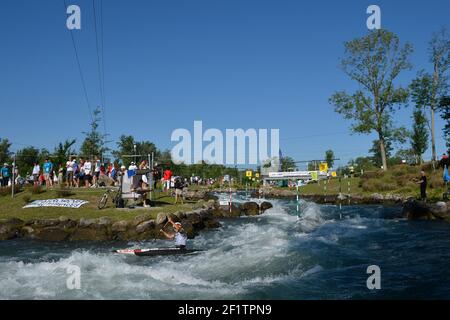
[30,185,46,195]
[55,187,74,198]
[361,170,385,180]
[23,194,32,204]
[0,185,22,197]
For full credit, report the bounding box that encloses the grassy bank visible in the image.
[286,164,448,202]
[0,187,198,223]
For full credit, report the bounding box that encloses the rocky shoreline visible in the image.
[0,199,274,241]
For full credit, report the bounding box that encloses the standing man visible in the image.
[1,163,10,187]
[84,159,93,188]
[416,170,427,202]
[32,162,40,186]
[43,158,53,188]
[163,168,172,192]
[93,157,101,187]
[66,157,74,187]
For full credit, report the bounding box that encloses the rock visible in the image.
[203,219,221,229]
[403,199,434,220]
[186,212,202,225]
[156,212,168,225]
[79,218,96,227]
[111,220,128,232]
[33,219,60,227]
[173,211,186,220]
[133,214,152,226]
[242,202,260,215]
[34,227,69,241]
[0,218,24,240]
[22,226,34,234]
[371,193,384,202]
[59,216,69,222]
[136,220,155,233]
[429,202,449,220]
[260,201,273,212]
[180,219,196,238]
[69,228,109,241]
[97,217,112,226]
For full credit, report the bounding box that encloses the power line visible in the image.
[63,0,94,124]
[92,0,108,144]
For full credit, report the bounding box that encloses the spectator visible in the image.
[174,178,184,204]
[128,161,138,171]
[416,170,427,202]
[84,159,92,188]
[66,157,74,187]
[1,163,10,187]
[43,158,53,188]
[32,162,40,186]
[163,168,172,192]
[93,156,101,187]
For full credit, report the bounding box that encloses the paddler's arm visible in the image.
[160,229,174,240]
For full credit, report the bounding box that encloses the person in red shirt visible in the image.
[163,169,172,192]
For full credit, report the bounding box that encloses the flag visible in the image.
[444,165,450,182]
[278,149,282,171]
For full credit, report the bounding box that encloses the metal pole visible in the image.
[11,154,16,198]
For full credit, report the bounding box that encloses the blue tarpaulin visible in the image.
[444,165,450,182]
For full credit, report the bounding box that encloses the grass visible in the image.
[278,164,448,202]
[0,186,199,223]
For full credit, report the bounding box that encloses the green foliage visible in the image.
[16,146,40,176]
[53,139,76,169]
[113,135,160,167]
[410,108,429,163]
[280,156,296,171]
[325,150,335,168]
[0,138,12,165]
[80,107,108,159]
[441,96,450,153]
[329,29,413,170]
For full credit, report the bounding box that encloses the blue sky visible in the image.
[0,0,449,168]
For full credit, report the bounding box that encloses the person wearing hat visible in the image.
[160,216,188,249]
[1,163,10,187]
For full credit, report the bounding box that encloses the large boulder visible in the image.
[242,202,260,216]
[403,199,434,220]
[0,218,24,240]
[260,201,273,212]
[156,212,168,225]
[79,218,96,227]
[135,220,155,233]
[111,220,128,232]
[429,202,449,220]
[69,228,109,241]
[34,227,69,241]
[133,214,152,226]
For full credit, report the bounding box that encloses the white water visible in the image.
[0,196,326,300]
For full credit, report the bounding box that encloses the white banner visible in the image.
[23,199,89,209]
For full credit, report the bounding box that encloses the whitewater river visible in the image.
[1,193,450,299]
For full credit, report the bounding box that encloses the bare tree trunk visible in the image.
[431,107,437,162]
[379,137,388,171]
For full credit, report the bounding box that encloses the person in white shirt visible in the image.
[93,157,101,187]
[32,163,40,186]
[66,158,74,187]
[84,160,92,188]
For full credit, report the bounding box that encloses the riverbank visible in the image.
[0,187,274,241]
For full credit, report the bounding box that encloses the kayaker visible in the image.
[160,216,187,249]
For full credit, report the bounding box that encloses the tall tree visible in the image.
[441,96,450,153]
[370,139,393,168]
[80,107,108,159]
[329,29,413,171]
[325,150,335,168]
[428,28,450,161]
[280,156,296,171]
[53,139,77,168]
[113,135,160,167]
[410,108,429,164]
[16,147,40,175]
[0,138,12,165]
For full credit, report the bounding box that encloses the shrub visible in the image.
[23,194,32,205]
[0,185,22,197]
[30,185,46,195]
[55,187,74,198]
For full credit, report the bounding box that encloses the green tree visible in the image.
[329,29,413,171]
[53,139,77,169]
[80,107,108,159]
[0,138,12,165]
[410,108,429,164]
[441,96,450,153]
[16,147,40,176]
[325,150,335,168]
[280,156,296,171]
[113,135,160,167]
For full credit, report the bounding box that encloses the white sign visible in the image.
[24,199,89,209]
